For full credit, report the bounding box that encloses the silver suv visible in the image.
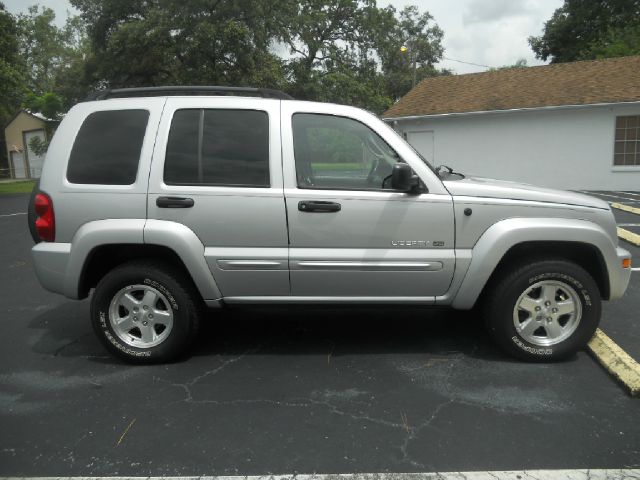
[29,86,632,363]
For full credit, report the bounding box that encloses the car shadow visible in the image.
[193,304,512,362]
[28,300,516,364]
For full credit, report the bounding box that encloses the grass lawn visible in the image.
[0,180,36,195]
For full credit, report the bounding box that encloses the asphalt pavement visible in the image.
[1,192,639,476]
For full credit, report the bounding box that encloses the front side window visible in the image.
[614,115,640,166]
[164,109,270,187]
[292,113,401,190]
[67,109,149,185]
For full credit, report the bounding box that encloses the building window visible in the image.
[614,115,640,166]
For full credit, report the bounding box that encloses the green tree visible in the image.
[0,3,25,122]
[0,3,26,177]
[281,2,446,111]
[70,0,447,114]
[280,0,374,98]
[587,23,640,58]
[71,0,287,88]
[373,5,447,101]
[16,6,91,112]
[490,58,528,71]
[529,0,640,63]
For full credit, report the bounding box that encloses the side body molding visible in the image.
[144,219,222,301]
[451,217,623,310]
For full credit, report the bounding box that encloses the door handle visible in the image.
[298,200,341,213]
[156,196,195,208]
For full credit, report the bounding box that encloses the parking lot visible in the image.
[1,191,639,476]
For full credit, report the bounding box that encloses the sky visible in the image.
[4,0,564,74]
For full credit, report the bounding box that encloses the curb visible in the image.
[2,472,640,480]
[588,328,640,397]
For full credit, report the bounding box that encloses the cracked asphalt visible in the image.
[1,192,639,476]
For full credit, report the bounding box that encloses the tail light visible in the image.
[34,193,55,242]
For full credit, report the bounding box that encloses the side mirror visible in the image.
[391,163,420,193]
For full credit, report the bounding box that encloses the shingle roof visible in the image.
[383,55,640,119]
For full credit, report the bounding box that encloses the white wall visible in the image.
[396,103,640,190]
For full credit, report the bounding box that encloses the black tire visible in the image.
[90,260,201,364]
[483,259,601,362]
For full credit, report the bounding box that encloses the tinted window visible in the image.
[67,109,149,185]
[164,109,270,187]
[292,113,400,190]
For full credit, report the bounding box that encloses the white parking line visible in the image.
[621,191,640,198]
[0,212,26,217]
[2,472,640,480]
[580,190,640,203]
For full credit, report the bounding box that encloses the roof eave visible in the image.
[382,100,640,122]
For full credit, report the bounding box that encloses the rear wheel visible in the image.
[483,259,601,361]
[91,260,201,364]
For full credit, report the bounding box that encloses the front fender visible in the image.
[451,217,630,309]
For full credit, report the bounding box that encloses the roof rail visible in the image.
[84,86,294,101]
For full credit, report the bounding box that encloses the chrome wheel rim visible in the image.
[512,280,582,346]
[109,284,174,348]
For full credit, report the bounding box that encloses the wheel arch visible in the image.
[477,241,608,306]
[71,219,222,303]
[79,244,202,300]
[451,218,617,309]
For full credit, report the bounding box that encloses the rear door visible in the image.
[147,97,289,298]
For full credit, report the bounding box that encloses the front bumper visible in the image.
[609,246,632,300]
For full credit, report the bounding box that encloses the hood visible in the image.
[443,176,609,210]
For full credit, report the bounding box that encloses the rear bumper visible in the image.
[609,246,632,300]
[31,242,75,298]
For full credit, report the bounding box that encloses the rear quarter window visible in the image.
[66,109,149,185]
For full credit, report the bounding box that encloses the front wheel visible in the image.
[483,259,601,362]
[90,260,201,364]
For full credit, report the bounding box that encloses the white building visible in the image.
[383,56,640,191]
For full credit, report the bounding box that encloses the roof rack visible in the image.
[84,86,294,101]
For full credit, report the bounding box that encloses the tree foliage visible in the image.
[70,0,288,89]
[9,0,448,120]
[529,0,640,63]
[0,3,25,123]
[374,5,447,101]
[16,5,91,115]
[68,0,447,114]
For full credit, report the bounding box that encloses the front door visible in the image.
[281,103,456,300]
[147,97,289,298]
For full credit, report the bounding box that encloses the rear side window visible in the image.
[164,109,270,187]
[67,109,149,185]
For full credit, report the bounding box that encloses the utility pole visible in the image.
[400,44,417,89]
